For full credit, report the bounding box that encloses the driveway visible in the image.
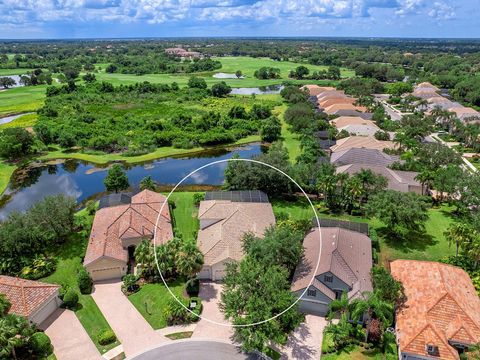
[278,315,327,360]
[192,282,234,342]
[128,340,256,360]
[40,308,101,360]
[91,280,168,356]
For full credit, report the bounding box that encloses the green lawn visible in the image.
[273,103,302,162]
[0,85,46,115]
[128,281,186,329]
[95,56,352,88]
[271,199,456,264]
[0,113,37,129]
[0,68,33,76]
[0,161,16,195]
[41,211,120,354]
[321,333,384,360]
[167,192,201,242]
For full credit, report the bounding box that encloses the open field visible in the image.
[0,68,33,76]
[0,162,16,195]
[0,85,46,115]
[0,113,37,129]
[94,56,352,87]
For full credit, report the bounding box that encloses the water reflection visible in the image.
[230,85,284,95]
[0,143,265,219]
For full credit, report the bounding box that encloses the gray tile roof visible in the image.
[330,148,401,167]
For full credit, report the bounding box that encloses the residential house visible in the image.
[334,110,373,119]
[338,124,382,137]
[331,116,378,129]
[330,148,401,167]
[330,136,396,153]
[391,260,480,360]
[336,163,422,193]
[319,98,357,109]
[324,103,367,115]
[84,189,173,281]
[0,276,61,324]
[196,191,276,281]
[291,225,373,316]
[301,85,335,96]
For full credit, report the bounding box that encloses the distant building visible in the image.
[164,47,202,59]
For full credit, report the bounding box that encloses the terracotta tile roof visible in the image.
[84,190,173,265]
[301,85,335,96]
[319,98,357,108]
[330,136,396,153]
[0,276,59,318]
[324,103,367,114]
[197,200,275,266]
[331,116,377,129]
[316,90,346,102]
[291,227,373,300]
[338,124,381,137]
[391,260,480,360]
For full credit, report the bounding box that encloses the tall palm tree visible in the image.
[134,238,155,276]
[415,170,435,195]
[139,176,156,191]
[444,223,472,256]
[345,176,364,213]
[326,292,351,321]
[351,291,393,328]
[176,242,204,279]
[155,243,175,278]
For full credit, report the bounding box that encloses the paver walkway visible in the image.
[91,280,168,357]
[40,308,101,360]
[192,282,234,342]
[278,314,327,359]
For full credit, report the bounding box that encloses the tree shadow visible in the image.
[280,322,317,360]
[198,281,218,302]
[377,226,438,254]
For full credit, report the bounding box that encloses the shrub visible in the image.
[63,288,79,309]
[20,255,56,280]
[186,278,200,297]
[97,329,117,345]
[193,193,205,206]
[29,332,53,356]
[78,268,93,294]
[122,274,139,293]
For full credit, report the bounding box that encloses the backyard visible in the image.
[167,192,201,242]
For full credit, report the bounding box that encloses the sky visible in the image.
[0,0,478,39]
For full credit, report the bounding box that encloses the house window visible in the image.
[307,288,316,297]
[324,275,333,283]
[426,344,439,356]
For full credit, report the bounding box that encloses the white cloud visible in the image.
[428,2,455,20]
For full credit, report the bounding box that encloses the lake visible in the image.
[0,75,24,88]
[213,73,244,79]
[230,85,284,95]
[0,143,266,219]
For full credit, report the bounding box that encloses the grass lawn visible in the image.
[95,56,353,88]
[0,85,46,115]
[40,211,120,354]
[167,192,201,242]
[128,281,186,330]
[0,68,33,76]
[165,331,193,340]
[0,113,37,129]
[273,103,302,162]
[271,198,456,264]
[321,333,384,360]
[0,161,16,195]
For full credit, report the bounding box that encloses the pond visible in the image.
[0,112,33,125]
[213,73,244,79]
[0,143,266,220]
[230,85,284,95]
[0,75,25,88]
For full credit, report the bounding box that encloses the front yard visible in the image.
[41,211,120,354]
[128,281,187,330]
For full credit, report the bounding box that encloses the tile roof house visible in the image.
[330,148,401,167]
[84,189,173,281]
[196,191,276,281]
[319,97,357,109]
[336,163,422,193]
[330,136,396,153]
[334,110,373,119]
[0,276,60,324]
[291,226,373,316]
[324,103,367,115]
[331,116,378,129]
[448,107,480,123]
[338,124,381,137]
[301,85,335,96]
[391,260,480,360]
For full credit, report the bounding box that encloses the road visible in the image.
[128,340,258,360]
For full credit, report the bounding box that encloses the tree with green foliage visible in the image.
[0,127,35,160]
[366,190,429,238]
[253,67,280,79]
[235,70,242,78]
[220,257,303,352]
[104,164,130,193]
[292,65,309,79]
[187,76,207,89]
[0,77,16,89]
[0,295,11,316]
[211,81,231,97]
[260,116,281,142]
[0,314,36,359]
[82,73,96,83]
[386,82,413,96]
[327,292,352,320]
[139,176,156,191]
[176,242,204,279]
[370,267,405,306]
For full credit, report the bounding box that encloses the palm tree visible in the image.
[415,170,435,195]
[134,238,155,276]
[444,223,472,256]
[326,292,351,321]
[325,313,352,350]
[345,176,364,213]
[139,176,156,191]
[176,242,204,279]
[155,244,175,278]
[0,294,11,316]
[0,315,32,360]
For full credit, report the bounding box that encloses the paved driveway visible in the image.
[192,282,234,342]
[128,340,255,360]
[278,315,327,360]
[40,308,101,360]
[91,280,168,356]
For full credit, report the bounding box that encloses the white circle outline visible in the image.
[153,158,322,327]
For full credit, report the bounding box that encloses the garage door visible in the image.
[91,267,123,281]
[299,300,329,316]
[213,269,227,281]
[31,296,59,325]
[198,268,211,280]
